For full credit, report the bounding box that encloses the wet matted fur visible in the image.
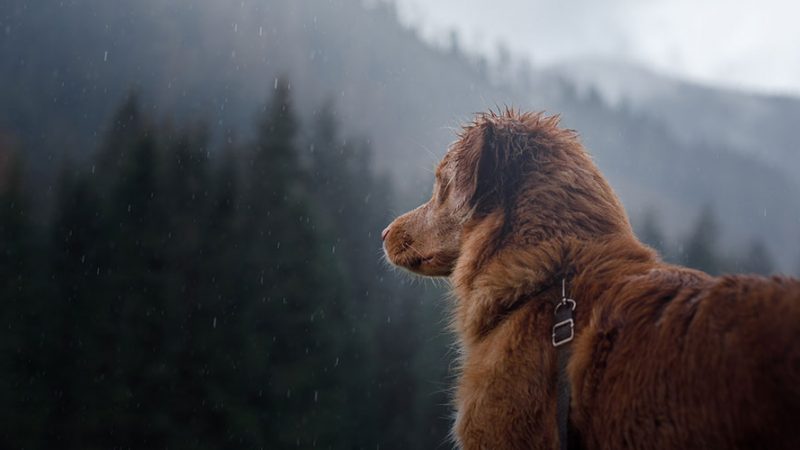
[383,110,800,450]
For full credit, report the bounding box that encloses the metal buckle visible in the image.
[552,318,574,347]
[552,279,577,347]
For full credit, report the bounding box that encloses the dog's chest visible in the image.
[454,303,561,450]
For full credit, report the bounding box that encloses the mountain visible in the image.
[543,58,800,180]
[1,0,798,268]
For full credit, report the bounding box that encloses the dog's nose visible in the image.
[381,226,390,241]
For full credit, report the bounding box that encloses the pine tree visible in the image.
[243,80,346,448]
[684,205,722,274]
[191,144,257,446]
[91,97,173,447]
[308,103,388,447]
[157,126,223,447]
[0,150,33,301]
[0,149,47,448]
[739,238,775,275]
[46,163,108,448]
[307,102,452,449]
[94,91,147,194]
[636,208,667,257]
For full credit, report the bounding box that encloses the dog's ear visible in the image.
[454,120,527,213]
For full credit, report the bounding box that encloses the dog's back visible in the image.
[572,267,800,449]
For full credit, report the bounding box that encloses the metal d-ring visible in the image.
[554,298,576,314]
[555,278,576,314]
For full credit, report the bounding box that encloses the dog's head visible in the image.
[383,110,630,278]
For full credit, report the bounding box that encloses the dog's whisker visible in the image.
[404,241,425,258]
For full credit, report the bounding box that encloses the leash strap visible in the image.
[553,279,577,450]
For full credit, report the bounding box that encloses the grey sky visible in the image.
[394,0,800,96]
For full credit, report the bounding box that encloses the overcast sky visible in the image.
[394,0,800,96]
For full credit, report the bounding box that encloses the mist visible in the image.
[1,0,798,448]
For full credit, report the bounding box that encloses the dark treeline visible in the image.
[635,205,776,276]
[0,80,453,449]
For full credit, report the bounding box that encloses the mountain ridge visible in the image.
[1,0,798,268]
[543,57,800,181]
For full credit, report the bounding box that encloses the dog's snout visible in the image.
[381,226,390,241]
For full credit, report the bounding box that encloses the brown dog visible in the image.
[383,110,800,450]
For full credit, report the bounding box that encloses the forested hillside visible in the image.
[547,58,800,176]
[2,0,798,267]
[1,81,454,449]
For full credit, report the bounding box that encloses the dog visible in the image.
[382,110,800,449]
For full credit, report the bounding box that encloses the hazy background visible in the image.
[1,0,798,448]
[397,0,800,95]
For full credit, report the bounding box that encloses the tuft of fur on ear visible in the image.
[454,111,533,215]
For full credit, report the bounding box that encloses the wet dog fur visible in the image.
[383,110,800,450]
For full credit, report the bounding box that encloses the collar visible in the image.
[553,278,581,450]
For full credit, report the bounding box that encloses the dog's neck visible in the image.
[451,219,657,347]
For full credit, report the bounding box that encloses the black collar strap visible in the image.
[553,279,580,450]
